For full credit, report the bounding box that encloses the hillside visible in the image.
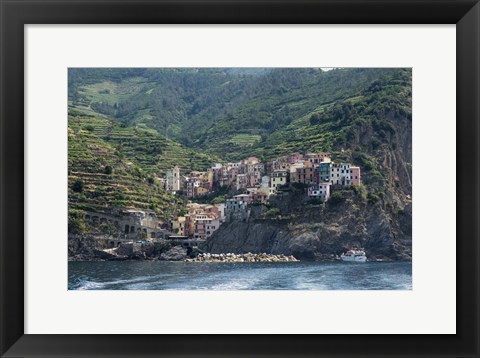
[68,111,220,220]
[68,68,408,157]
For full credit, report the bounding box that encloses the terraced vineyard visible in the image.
[68,111,219,219]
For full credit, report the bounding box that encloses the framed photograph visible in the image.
[1,0,479,357]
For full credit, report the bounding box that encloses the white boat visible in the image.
[341,250,367,262]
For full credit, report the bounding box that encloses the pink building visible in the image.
[248,174,256,187]
[350,166,361,186]
[288,152,304,164]
[305,152,331,165]
[252,191,268,204]
[229,167,238,185]
[296,161,318,184]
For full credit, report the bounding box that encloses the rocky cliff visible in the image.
[201,189,411,261]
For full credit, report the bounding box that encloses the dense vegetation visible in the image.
[69,68,410,157]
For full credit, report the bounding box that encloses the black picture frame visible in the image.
[1,0,479,357]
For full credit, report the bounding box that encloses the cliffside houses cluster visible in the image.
[171,202,225,240]
[164,152,361,238]
[163,152,361,201]
[81,203,227,247]
[79,152,361,244]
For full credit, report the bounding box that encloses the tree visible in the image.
[68,209,87,234]
[72,179,84,193]
[211,196,225,205]
[329,192,344,205]
[309,113,321,125]
[104,165,113,175]
[264,208,280,219]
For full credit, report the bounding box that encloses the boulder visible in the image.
[159,246,188,261]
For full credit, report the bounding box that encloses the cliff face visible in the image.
[202,194,411,261]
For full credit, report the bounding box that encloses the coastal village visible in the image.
[82,151,361,246]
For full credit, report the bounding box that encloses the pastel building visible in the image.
[193,214,208,239]
[296,161,317,184]
[186,177,201,198]
[233,193,252,203]
[288,152,304,164]
[307,182,331,201]
[195,187,209,196]
[350,166,361,186]
[205,217,221,238]
[270,170,288,195]
[319,162,332,182]
[305,152,331,165]
[247,187,269,204]
[225,198,249,222]
[172,166,181,191]
[261,175,270,188]
[236,173,248,190]
[331,163,352,186]
[252,190,269,204]
[171,216,186,236]
[289,162,305,183]
[247,172,261,187]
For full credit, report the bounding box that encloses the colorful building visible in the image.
[236,173,248,190]
[296,161,317,185]
[225,198,249,222]
[319,161,332,182]
[305,152,331,165]
[331,163,352,186]
[172,165,181,191]
[289,161,305,183]
[307,182,331,201]
[270,170,288,195]
[350,166,361,186]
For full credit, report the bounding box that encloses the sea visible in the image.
[68,261,412,290]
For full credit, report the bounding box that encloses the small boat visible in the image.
[341,250,367,262]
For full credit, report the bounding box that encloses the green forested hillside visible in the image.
[68,68,410,158]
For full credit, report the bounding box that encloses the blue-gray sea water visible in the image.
[68,261,412,290]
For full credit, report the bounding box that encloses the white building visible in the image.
[331,163,352,186]
[225,198,249,222]
[307,182,331,201]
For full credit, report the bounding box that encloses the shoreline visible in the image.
[68,255,409,263]
[185,253,299,263]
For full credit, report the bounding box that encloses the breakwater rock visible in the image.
[185,252,299,263]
